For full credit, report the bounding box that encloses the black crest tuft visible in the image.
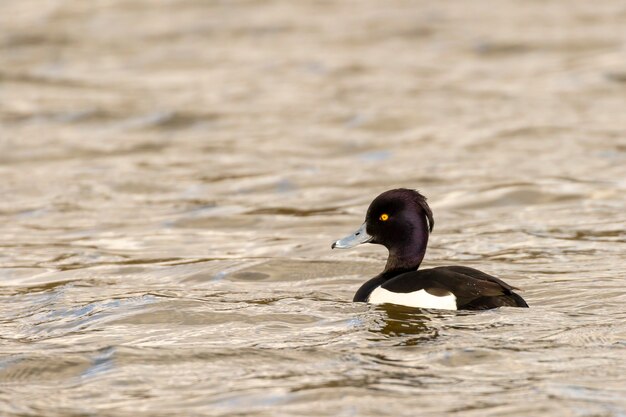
[408,189,434,233]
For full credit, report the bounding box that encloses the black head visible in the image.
[332,188,434,271]
[364,188,434,250]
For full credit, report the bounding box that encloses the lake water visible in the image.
[1,1,626,416]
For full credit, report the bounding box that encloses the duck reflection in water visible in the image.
[367,304,443,345]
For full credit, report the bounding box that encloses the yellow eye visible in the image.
[379,213,389,221]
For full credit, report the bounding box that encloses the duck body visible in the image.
[332,189,528,311]
[354,266,528,310]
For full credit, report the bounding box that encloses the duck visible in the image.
[331,188,528,310]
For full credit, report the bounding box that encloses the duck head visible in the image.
[332,188,434,272]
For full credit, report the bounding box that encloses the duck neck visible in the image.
[383,221,429,275]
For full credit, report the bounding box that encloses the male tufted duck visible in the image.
[332,189,528,310]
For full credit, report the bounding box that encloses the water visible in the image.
[1,1,626,416]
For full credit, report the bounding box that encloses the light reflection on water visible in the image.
[1,0,626,416]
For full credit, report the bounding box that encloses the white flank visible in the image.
[368,287,457,310]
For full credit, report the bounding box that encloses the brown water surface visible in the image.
[1,1,626,416]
